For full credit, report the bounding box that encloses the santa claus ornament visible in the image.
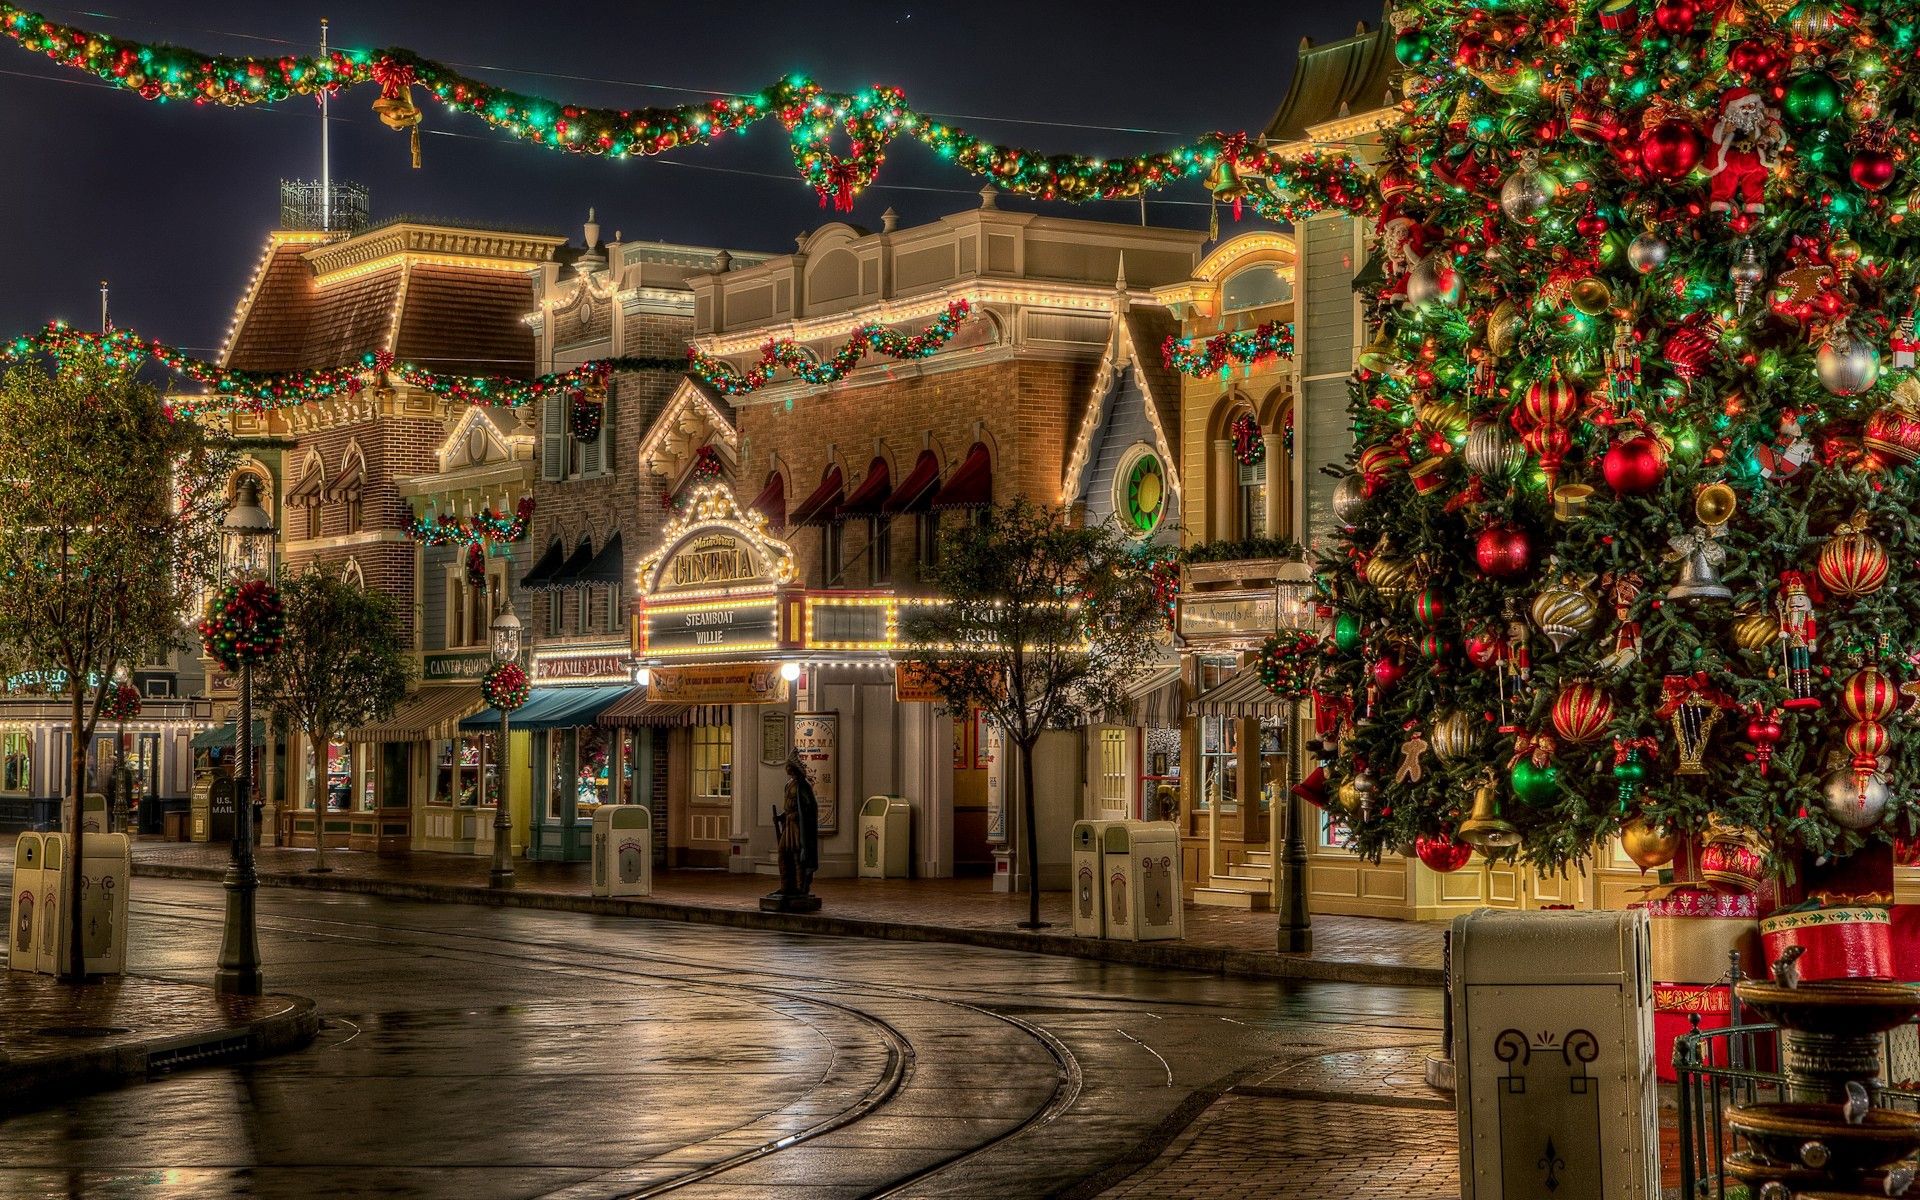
[1707,87,1786,214]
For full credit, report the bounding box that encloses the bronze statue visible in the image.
[763,755,821,913]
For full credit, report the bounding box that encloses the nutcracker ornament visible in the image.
[1497,598,1531,733]
[1776,570,1822,710]
[1707,87,1785,214]
[1596,571,1645,674]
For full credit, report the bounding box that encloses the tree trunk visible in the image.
[1020,734,1042,930]
[63,688,86,982]
[311,727,329,873]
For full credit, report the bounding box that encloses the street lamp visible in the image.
[489,592,521,890]
[216,474,274,995]
[111,664,132,837]
[1274,559,1316,956]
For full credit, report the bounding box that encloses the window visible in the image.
[824,523,844,586]
[323,742,352,811]
[1115,445,1167,538]
[1200,717,1239,814]
[1221,264,1293,313]
[543,385,613,482]
[870,517,892,585]
[605,583,624,635]
[1097,728,1130,818]
[546,592,564,637]
[917,512,941,569]
[576,728,610,808]
[691,724,732,801]
[2,729,29,794]
[1239,458,1267,540]
[345,491,363,533]
[432,737,486,806]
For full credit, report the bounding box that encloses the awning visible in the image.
[882,450,941,515]
[285,467,324,508]
[789,465,844,526]
[597,689,730,728]
[340,685,484,744]
[1189,669,1288,719]
[191,720,266,751]
[930,442,992,510]
[548,538,595,591]
[327,453,365,502]
[750,472,786,532]
[521,538,566,591]
[574,532,625,587]
[1100,664,1184,727]
[460,684,631,733]
[837,457,892,519]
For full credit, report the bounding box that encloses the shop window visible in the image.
[1238,457,1267,540]
[1097,728,1130,818]
[576,728,610,809]
[324,742,352,812]
[2,729,29,794]
[870,517,892,585]
[691,723,733,801]
[1257,719,1287,814]
[1199,716,1239,814]
[433,738,477,805]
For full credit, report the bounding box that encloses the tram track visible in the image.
[132,892,1082,1199]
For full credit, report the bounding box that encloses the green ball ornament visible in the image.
[1784,71,1843,124]
[1394,27,1434,65]
[1414,588,1446,627]
[1510,759,1561,804]
[1611,757,1646,786]
[1333,611,1364,654]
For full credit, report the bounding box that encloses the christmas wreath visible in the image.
[102,681,143,721]
[466,543,487,588]
[1230,412,1266,467]
[198,579,285,670]
[481,660,531,712]
[1146,556,1181,631]
[569,389,604,443]
[1255,630,1321,700]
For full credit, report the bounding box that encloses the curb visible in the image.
[0,986,320,1113]
[132,861,1443,988]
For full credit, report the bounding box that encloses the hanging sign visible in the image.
[647,663,787,706]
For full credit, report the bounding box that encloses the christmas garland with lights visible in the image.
[480,661,530,712]
[407,496,535,547]
[1256,630,1321,700]
[198,579,284,670]
[1163,320,1297,379]
[0,4,1371,217]
[687,300,973,396]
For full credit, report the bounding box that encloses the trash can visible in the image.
[858,796,911,879]
[79,832,130,976]
[9,831,42,971]
[1102,821,1184,942]
[1071,820,1119,938]
[81,792,108,834]
[35,832,65,976]
[1452,908,1657,1200]
[591,805,652,898]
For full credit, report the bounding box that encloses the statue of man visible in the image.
[775,755,820,897]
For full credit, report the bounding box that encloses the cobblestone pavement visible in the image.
[120,837,1447,977]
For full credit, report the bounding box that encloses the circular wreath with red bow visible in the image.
[1230,411,1266,467]
[102,681,143,721]
[481,660,531,712]
[198,579,285,670]
[1255,630,1321,700]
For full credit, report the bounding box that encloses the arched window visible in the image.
[1228,409,1266,540]
[1221,265,1292,313]
[341,558,365,589]
[336,444,366,534]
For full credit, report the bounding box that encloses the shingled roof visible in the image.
[1262,5,1398,145]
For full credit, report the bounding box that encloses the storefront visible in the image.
[3,694,212,835]
[336,676,494,856]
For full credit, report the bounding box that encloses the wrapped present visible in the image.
[1889,904,1920,983]
[1653,982,1733,1085]
[1804,842,1895,904]
[1642,886,1763,982]
[1761,904,1894,983]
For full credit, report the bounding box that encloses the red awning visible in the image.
[749,472,786,531]
[285,464,325,508]
[930,442,992,510]
[882,450,941,515]
[326,453,365,501]
[837,457,892,519]
[788,465,844,527]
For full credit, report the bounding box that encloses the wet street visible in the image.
[1,878,1443,1198]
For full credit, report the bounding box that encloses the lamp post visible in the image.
[1274,559,1315,956]
[489,593,521,890]
[216,475,274,995]
[111,664,132,836]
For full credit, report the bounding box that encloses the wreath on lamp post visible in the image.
[481,660,531,712]
[1255,630,1321,700]
[198,579,285,670]
[102,681,143,721]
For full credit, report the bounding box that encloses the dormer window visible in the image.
[1221,265,1293,314]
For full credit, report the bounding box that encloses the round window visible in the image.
[1119,448,1166,536]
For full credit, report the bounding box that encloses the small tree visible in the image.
[260,569,411,873]
[898,500,1161,928]
[0,350,227,981]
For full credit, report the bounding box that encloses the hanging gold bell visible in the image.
[373,88,425,169]
[1359,325,1398,373]
[1459,779,1522,851]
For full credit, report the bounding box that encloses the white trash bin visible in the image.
[35,831,65,976]
[1070,820,1119,938]
[1102,821,1184,942]
[9,831,43,971]
[1452,907,1658,1200]
[591,805,652,898]
[79,832,131,975]
[858,796,911,879]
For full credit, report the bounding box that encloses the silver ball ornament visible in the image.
[1463,419,1524,477]
[1626,232,1670,274]
[1332,473,1369,530]
[1816,335,1881,397]
[1821,769,1889,830]
[1499,161,1561,225]
[1406,253,1464,308]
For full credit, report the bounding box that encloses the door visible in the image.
[951,708,992,875]
[1096,727,1131,820]
[686,722,733,861]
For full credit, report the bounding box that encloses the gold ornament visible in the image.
[1486,299,1522,358]
[1530,573,1602,652]
[372,88,425,169]
[1620,818,1678,871]
[1695,482,1738,532]
[1730,606,1780,653]
[1364,542,1418,601]
[1569,276,1613,316]
[1417,398,1473,437]
[1459,777,1522,851]
[1431,711,1478,761]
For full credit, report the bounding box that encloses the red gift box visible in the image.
[1654,982,1733,1084]
[1761,905,1895,983]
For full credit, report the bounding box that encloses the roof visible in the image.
[1125,307,1183,446]
[1262,6,1397,144]
[1060,304,1183,506]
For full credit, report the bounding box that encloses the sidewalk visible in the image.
[124,840,1445,987]
[0,971,318,1112]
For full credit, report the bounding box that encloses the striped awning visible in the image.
[597,689,730,728]
[341,685,485,744]
[1188,669,1288,719]
[1100,664,1183,728]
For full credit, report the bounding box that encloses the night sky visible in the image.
[0,0,1383,354]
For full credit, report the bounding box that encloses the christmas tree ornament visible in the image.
[1744,705,1784,775]
[1596,571,1646,674]
[1362,541,1417,600]
[1652,0,1698,32]
[1413,588,1446,627]
[1516,368,1581,488]
[1414,833,1473,873]
[1776,571,1822,710]
[1552,483,1594,522]
[1663,318,1720,383]
[1707,88,1786,214]
[1611,736,1656,807]
[1530,572,1602,651]
[1331,472,1368,530]
[1784,70,1844,125]
[1894,311,1918,371]
[1695,482,1738,532]
[1627,230,1671,274]
[1551,680,1616,744]
[1840,666,1897,723]
[1333,610,1363,654]
[1395,728,1431,783]
[1485,300,1523,358]
[1730,606,1780,654]
[1431,710,1478,761]
[1459,776,1522,851]
[1657,673,1728,775]
[1499,153,1562,225]
[1601,431,1668,494]
[1820,766,1889,830]
[1664,527,1732,602]
[1620,817,1678,871]
[1864,379,1920,468]
[1844,719,1890,775]
[1463,418,1524,477]
[1508,733,1562,803]
[1787,0,1845,42]
[1569,276,1612,316]
[1851,141,1897,192]
[1816,513,1889,598]
[1640,118,1707,181]
[1729,242,1767,313]
[1463,622,1504,670]
[1474,522,1535,578]
[1393,26,1434,65]
[1815,331,1881,396]
[1371,654,1406,696]
[1406,253,1464,307]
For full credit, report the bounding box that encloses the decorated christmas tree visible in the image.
[1323,0,1920,878]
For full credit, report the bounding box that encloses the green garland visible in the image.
[1256,630,1321,700]
[687,300,971,396]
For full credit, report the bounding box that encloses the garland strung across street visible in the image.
[686,300,973,396]
[406,496,535,547]
[1162,320,1296,379]
[0,4,1372,218]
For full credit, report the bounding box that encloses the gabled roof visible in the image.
[1060,304,1183,506]
[1262,6,1397,145]
[636,375,739,484]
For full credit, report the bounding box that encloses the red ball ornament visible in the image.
[1414,588,1446,626]
[1844,719,1890,766]
[1841,666,1897,722]
[1415,834,1474,873]
[1652,0,1698,33]
[1601,433,1668,495]
[1475,523,1534,578]
[1816,526,1889,597]
[1372,656,1406,693]
[1464,624,1504,670]
[1640,119,1706,181]
[1663,321,1718,382]
[1521,372,1581,426]
[1864,403,1920,468]
[1850,147,1896,192]
[1551,681,1616,744]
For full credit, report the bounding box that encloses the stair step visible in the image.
[1200,874,1270,893]
[1242,851,1273,865]
[1222,867,1271,883]
[1193,887,1273,911]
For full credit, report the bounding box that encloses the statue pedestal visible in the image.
[760,892,822,914]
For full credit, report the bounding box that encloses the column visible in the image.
[1262,432,1286,542]
[1211,439,1235,540]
